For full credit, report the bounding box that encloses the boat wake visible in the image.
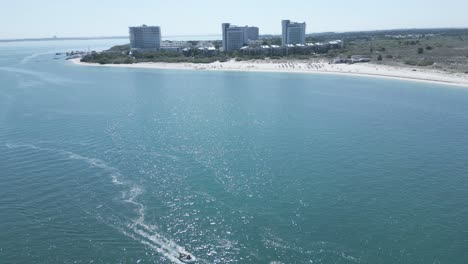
[0,66,80,85]
[19,51,56,64]
[4,142,196,263]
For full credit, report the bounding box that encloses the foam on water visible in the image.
[19,51,57,64]
[37,140,93,147]
[0,92,13,131]
[5,143,45,151]
[0,66,78,85]
[111,175,124,185]
[260,227,362,263]
[67,152,125,186]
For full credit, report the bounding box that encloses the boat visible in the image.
[177,253,196,263]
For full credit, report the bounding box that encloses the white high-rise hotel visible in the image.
[282,20,306,46]
[222,23,260,51]
[129,25,161,50]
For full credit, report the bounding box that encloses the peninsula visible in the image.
[75,26,468,87]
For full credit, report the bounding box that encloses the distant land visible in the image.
[2,28,468,43]
[0,34,222,43]
[0,36,128,43]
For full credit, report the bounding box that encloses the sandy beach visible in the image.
[71,58,468,88]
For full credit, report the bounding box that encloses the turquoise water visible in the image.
[1,40,468,264]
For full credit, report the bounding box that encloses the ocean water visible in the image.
[1,39,468,264]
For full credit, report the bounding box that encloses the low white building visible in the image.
[160,41,190,52]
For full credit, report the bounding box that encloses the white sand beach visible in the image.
[71,58,468,88]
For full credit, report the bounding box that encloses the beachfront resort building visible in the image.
[245,27,259,42]
[129,25,161,51]
[222,23,260,51]
[281,20,306,46]
[160,41,191,53]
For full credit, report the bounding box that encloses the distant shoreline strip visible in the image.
[70,58,468,88]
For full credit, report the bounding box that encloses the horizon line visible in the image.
[1,27,468,43]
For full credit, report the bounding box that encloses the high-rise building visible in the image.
[226,27,245,51]
[245,27,259,42]
[129,25,161,51]
[222,23,260,51]
[222,23,230,51]
[281,20,306,46]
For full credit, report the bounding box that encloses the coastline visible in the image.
[71,58,468,88]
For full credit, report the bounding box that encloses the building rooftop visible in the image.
[329,40,343,45]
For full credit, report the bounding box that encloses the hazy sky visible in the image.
[1,0,468,39]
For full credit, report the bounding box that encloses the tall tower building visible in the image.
[129,25,161,51]
[222,23,260,51]
[281,20,306,46]
[222,23,231,51]
[244,27,259,42]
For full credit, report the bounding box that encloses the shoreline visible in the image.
[71,58,468,88]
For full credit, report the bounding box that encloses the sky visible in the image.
[1,0,468,39]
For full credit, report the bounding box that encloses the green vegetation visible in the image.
[404,40,420,45]
[263,38,282,46]
[81,38,342,64]
[326,29,468,73]
[417,47,424,54]
[81,50,229,64]
[108,44,131,52]
[404,60,434,66]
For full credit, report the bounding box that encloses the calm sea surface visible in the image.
[1,39,468,264]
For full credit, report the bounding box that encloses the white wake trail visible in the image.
[4,142,197,263]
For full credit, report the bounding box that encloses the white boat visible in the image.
[177,253,196,263]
